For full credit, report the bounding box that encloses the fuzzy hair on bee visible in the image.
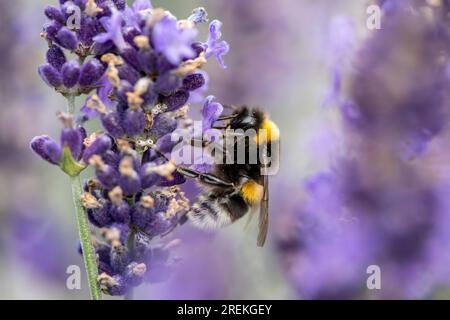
[184,106,279,247]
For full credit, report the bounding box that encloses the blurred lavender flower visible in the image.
[10,211,72,283]
[276,1,450,299]
[338,1,450,159]
[31,0,230,297]
[0,1,18,101]
[321,16,356,108]
[139,228,232,299]
[209,0,296,105]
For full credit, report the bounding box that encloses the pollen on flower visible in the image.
[98,273,118,287]
[106,65,121,88]
[178,20,195,29]
[81,192,102,209]
[141,195,154,208]
[116,139,133,154]
[83,132,100,148]
[146,8,169,27]
[89,154,107,171]
[87,95,107,114]
[133,35,150,49]
[175,52,207,76]
[101,54,124,66]
[146,161,177,180]
[108,186,124,206]
[178,191,190,211]
[127,78,152,109]
[126,92,144,109]
[119,157,137,177]
[85,0,103,17]
[166,198,180,218]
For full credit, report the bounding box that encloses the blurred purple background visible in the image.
[3,0,449,300]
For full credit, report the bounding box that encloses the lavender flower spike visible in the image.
[34,0,232,299]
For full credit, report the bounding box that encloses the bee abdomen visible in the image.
[187,193,249,230]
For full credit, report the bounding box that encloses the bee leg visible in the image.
[217,114,238,121]
[147,143,232,187]
[177,167,234,188]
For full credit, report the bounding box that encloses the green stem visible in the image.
[71,175,102,300]
[66,95,102,300]
[67,94,76,114]
[125,227,137,300]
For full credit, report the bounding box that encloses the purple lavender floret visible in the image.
[152,16,198,65]
[33,0,231,297]
[46,47,67,71]
[204,20,230,68]
[56,27,79,51]
[61,127,84,159]
[38,64,63,88]
[61,60,81,88]
[30,135,62,165]
[78,58,106,87]
[202,96,223,132]
[94,7,129,51]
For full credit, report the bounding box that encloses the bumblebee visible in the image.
[177,106,280,247]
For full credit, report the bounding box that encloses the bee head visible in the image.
[229,107,265,131]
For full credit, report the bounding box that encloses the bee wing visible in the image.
[257,174,269,247]
[244,206,257,230]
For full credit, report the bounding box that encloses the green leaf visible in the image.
[60,145,86,177]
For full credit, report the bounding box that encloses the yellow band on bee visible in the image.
[241,180,264,205]
[256,118,280,144]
